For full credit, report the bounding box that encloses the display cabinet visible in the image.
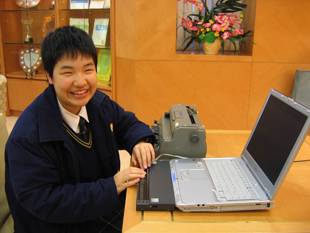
[0,0,114,116]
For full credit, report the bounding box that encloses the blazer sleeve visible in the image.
[109,100,155,154]
[5,136,121,224]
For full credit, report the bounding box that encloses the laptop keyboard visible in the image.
[205,159,259,202]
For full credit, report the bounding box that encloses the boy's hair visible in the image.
[41,26,98,78]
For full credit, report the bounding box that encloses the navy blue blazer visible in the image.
[5,85,154,232]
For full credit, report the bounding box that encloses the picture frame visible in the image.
[70,0,89,9]
[92,18,109,47]
[89,0,105,9]
[70,18,89,34]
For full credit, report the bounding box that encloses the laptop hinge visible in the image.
[264,186,271,199]
[241,155,248,164]
[241,155,271,198]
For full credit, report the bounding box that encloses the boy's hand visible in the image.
[132,141,155,169]
[114,167,146,194]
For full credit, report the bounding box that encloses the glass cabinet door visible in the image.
[0,0,56,79]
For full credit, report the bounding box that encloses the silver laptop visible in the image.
[170,89,310,212]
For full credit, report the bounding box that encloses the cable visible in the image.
[294,159,310,162]
[155,153,188,161]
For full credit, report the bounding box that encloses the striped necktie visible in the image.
[79,117,87,134]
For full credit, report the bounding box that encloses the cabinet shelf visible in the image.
[4,42,42,45]
[175,50,253,62]
[60,9,110,12]
[96,45,110,49]
[1,9,54,13]
[6,71,47,81]
[97,80,111,90]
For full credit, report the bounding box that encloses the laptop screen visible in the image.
[246,95,307,185]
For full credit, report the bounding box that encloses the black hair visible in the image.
[41,26,97,78]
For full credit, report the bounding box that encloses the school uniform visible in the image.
[5,85,155,233]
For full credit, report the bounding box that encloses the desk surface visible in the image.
[122,130,310,233]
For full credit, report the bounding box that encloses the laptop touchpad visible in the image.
[189,169,207,180]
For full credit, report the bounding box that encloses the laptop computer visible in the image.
[169,89,310,212]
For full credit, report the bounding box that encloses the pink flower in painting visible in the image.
[221,31,230,40]
[220,21,229,31]
[232,28,244,36]
[190,26,200,32]
[221,15,229,23]
[229,17,236,26]
[186,20,193,30]
[198,2,204,12]
[214,15,222,23]
[203,23,211,28]
[182,0,199,5]
[212,23,222,32]
[235,28,244,35]
[181,17,186,26]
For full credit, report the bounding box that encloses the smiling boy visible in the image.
[5,26,155,233]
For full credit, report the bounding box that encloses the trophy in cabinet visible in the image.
[19,48,42,76]
[41,15,55,39]
[22,19,33,43]
[15,0,40,8]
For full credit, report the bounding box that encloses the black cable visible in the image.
[294,159,310,162]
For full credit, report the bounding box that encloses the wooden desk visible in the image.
[122,130,310,233]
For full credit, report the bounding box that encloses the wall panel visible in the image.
[115,0,136,59]
[253,0,310,63]
[134,0,177,60]
[247,63,310,130]
[133,61,252,130]
[115,58,137,113]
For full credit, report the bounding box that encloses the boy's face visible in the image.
[47,53,97,115]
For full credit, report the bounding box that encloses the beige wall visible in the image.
[115,0,310,130]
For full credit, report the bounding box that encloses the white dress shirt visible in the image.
[57,98,89,133]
